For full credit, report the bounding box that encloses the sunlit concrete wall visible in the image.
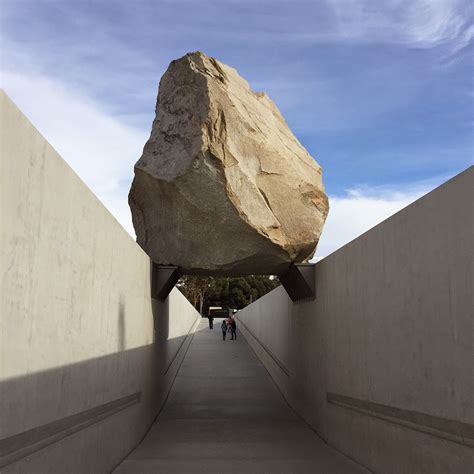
[238,167,473,474]
[0,91,201,472]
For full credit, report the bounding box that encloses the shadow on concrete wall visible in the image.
[0,332,194,470]
[149,258,170,346]
[0,344,157,469]
[0,280,198,472]
[152,298,169,345]
[118,297,126,351]
[0,260,207,471]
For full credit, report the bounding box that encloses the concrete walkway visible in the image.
[114,320,367,473]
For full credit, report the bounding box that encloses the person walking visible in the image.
[221,319,227,341]
[208,315,214,330]
[230,316,237,340]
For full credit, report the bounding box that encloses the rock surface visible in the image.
[129,52,329,276]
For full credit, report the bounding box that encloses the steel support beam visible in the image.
[279,263,316,302]
[151,264,181,300]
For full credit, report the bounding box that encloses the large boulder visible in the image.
[129,52,329,276]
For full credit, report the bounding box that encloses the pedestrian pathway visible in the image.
[114,320,367,473]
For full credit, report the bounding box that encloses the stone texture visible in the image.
[129,51,328,275]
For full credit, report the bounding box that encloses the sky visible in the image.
[1,0,472,259]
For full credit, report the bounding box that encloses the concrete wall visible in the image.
[0,91,201,472]
[238,167,473,474]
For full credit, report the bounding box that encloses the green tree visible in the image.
[178,275,280,313]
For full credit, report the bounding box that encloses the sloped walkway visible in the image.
[114,320,367,473]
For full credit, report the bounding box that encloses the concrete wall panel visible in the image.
[238,167,473,473]
[0,91,201,472]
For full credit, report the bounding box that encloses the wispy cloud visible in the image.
[312,174,453,260]
[1,70,147,237]
[400,0,473,52]
[288,0,473,54]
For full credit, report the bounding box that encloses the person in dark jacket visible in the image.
[208,315,214,329]
[230,317,237,340]
[221,320,227,341]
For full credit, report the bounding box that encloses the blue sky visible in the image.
[1,0,472,258]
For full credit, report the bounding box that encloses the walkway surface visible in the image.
[114,320,367,473]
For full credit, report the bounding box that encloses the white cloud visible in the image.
[313,183,434,260]
[402,0,467,50]
[1,70,147,237]
[298,0,473,54]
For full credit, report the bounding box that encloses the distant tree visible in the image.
[178,275,280,313]
[177,276,212,314]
